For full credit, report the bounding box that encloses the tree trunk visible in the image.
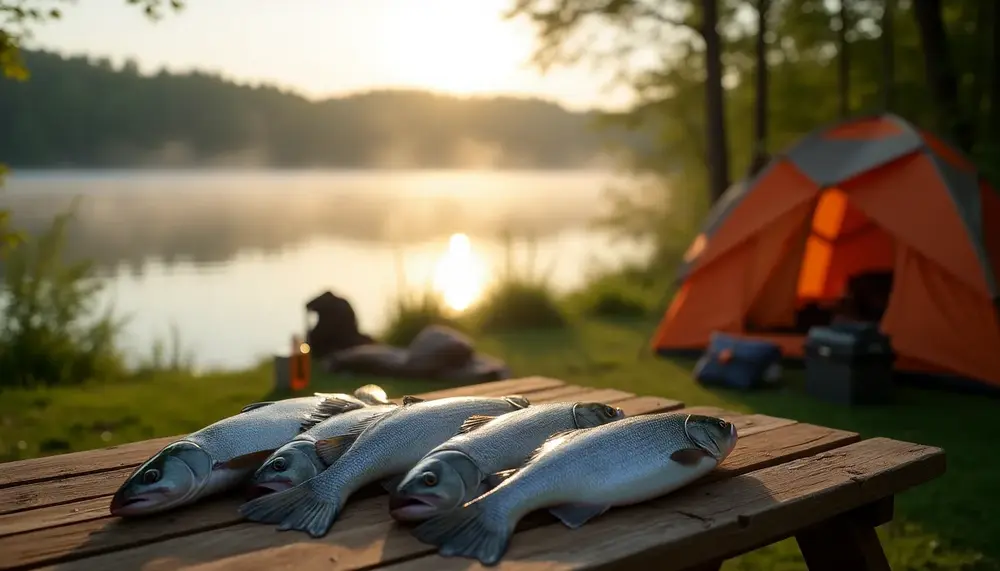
[750,0,770,176]
[881,0,894,111]
[702,0,730,203]
[912,0,975,152]
[838,0,851,119]
[988,0,1000,145]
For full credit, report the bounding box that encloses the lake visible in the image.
[1,170,654,370]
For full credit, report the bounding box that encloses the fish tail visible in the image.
[239,484,340,537]
[412,502,511,566]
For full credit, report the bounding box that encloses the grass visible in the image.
[0,318,995,570]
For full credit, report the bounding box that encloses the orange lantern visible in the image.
[289,335,311,391]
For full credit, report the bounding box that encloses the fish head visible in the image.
[109,441,212,517]
[572,402,626,428]
[683,414,739,461]
[249,440,322,496]
[390,454,469,522]
[502,395,531,409]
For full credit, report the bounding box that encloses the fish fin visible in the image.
[484,468,518,489]
[354,384,390,405]
[548,503,610,529]
[300,396,365,431]
[402,395,425,405]
[458,415,498,434]
[670,448,713,466]
[503,395,531,409]
[380,474,405,493]
[314,435,357,466]
[525,429,581,465]
[240,401,275,414]
[346,408,393,437]
[219,449,275,471]
[412,502,511,566]
[240,485,339,538]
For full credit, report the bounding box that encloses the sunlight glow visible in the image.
[433,233,486,311]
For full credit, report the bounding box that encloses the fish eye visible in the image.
[603,406,617,417]
[272,457,288,472]
[421,471,438,487]
[142,468,161,484]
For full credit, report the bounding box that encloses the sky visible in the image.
[26,0,635,111]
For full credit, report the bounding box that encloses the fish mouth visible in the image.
[109,494,156,516]
[248,480,294,498]
[388,494,449,522]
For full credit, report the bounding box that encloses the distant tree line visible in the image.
[0,50,652,169]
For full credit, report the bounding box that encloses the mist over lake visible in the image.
[1,169,654,370]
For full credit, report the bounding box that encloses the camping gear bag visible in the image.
[803,322,895,405]
[693,332,783,390]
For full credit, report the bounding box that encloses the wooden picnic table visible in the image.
[0,376,945,571]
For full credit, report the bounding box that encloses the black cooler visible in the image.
[803,322,895,405]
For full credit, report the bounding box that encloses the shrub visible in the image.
[572,275,653,319]
[0,209,126,388]
[380,289,458,347]
[471,232,566,332]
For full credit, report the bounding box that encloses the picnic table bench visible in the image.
[0,376,945,570]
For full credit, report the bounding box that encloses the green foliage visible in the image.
[471,234,567,332]
[0,50,642,169]
[0,208,126,388]
[568,272,656,319]
[380,290,457,347]
[132,322,195,378]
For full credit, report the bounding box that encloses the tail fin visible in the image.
[354,384,390,405]
[239,485,340,538]
[412,502,511,566]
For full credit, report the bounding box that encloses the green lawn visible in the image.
[0,318,995,570]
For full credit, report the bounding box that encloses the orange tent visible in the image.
[652,114,1000,388]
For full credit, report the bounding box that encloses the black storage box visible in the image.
[803,322,895,405]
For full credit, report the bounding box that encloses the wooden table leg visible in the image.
[795,499,894,571]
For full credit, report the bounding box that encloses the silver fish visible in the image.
[412,412,738,565]
[238,395,532,537]
[390,401,625,522]
[109,385,390,516]
[251,403,398,495]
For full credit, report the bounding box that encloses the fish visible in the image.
[238,394,532,537]
[109,384,390,517]
[411,412,739,566]
[390,401,626,522]
[250,403,398,496]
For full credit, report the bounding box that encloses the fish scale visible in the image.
[318,397,526,501]
[187,396,337,463]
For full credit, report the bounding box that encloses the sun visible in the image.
[433,233,486,311]
[380,0,528,95]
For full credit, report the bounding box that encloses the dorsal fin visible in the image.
[299,396,365,432]
[525,429,580,465]
[354,384,390,405]
[240,402,276,414]
[345,407,397,437]
[314,435,356,465]
[402,395,425,405]
[458,415,498,435]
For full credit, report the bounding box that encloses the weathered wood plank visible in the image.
[31,410,825,571]
[375,438,944,571]
[12,397,688,571]
[0,496,109,538]
[0,377,569,490]
[0,377,588,516]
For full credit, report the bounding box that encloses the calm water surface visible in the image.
[2,170,653,370]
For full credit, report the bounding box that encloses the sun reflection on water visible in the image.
[433,233,486,311]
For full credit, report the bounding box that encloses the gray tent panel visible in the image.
[785,132,923,187]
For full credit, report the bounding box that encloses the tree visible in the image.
[881,0,894,111]
[837,0,851,118]
[0,0,183,256]
[749,0,770,177]
[911,0,973,152]
[505,0,732,204]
